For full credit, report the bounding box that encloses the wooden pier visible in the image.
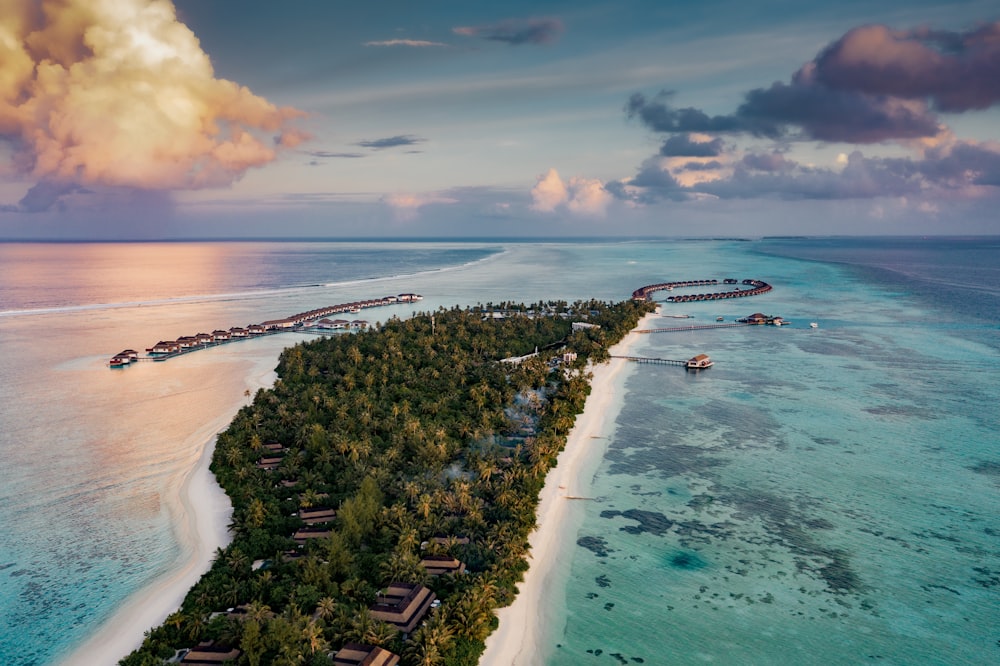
[637,322,750,334]
[611,355,689,366]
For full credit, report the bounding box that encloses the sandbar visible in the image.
[59,352,280,666]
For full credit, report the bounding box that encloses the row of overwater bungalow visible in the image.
[113,293,422,366]
[666,278,772,302]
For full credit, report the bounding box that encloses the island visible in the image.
[119,298,654,666]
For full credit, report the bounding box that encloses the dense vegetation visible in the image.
[121,299,652,666]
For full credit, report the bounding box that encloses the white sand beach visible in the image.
[60,353,281,666]
[480,311,657,666]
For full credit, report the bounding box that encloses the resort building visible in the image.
[256,456,283,471]
[177,641,241,664]
[298,507,336,525]
[687,354,714,370]
[147,341,180,354]
[419,555,466,576]
[369,582,436,633]
[261,318,297,330]
[331,643,400,666]
[293,527,332,544]
[571,322,600,331]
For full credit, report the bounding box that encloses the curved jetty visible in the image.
[632,278,772,302]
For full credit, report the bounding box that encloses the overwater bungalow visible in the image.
[148,340,180,354]
[261,318,296,330]
[686,354,714,370]
[331,643,400,666]
[247,324,266,335]
[369,582,436,634]
[109,354,131,368]
[211,329,231,341]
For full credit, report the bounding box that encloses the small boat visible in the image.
[686,354,713,370]
[716,316,724,322]
[809,322,818,328]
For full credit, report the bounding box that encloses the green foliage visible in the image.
[120,300,649,665]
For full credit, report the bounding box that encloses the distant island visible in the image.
[120,298,652,666]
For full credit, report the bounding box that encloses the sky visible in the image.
[1,0,999,239]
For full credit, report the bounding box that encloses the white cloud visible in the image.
[530,168,569,212]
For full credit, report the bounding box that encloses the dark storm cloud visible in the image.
[677,160,724,171]
[736,80,941,143]
[356,135,426,149]
[694,151,922,200]
[659,134,725,157]
[627,84,940,145]
[812,22,1000,112]
[623,21,1000,145]
[626,91,775,136]
[919,142,1000,186]
[740,152,794,172]
[453,17,563,45]
[2,181,88,213]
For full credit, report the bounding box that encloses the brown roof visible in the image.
[419,555,466,576]
[293,527,332,543]
[181,642,241,664]
[332,643,400,666]
[369,583,436,633]
[299,507,337,524]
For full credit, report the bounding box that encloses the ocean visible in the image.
[0,238,996,665]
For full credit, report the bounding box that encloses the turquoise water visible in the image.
[0,239,996,665]
[547,239,999,665]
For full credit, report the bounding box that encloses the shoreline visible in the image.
[59,353,280,666]
[479,310,657,666]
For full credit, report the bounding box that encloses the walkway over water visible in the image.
[632,278,772,302]
[611,355,689,366]
[637,322,750,333]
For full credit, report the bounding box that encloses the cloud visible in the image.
[812,22,1000,112]
[530,168,568,212]
[616,19,1000,208]
[363,39,448,48]
[0,0,306,203]
[453,17,563,45]
[356,135,426,149]
[530,168,612,216]
[306,150,366,159]
[622,21,1000,145]
[659,134,725,157]
[382,191,458,220]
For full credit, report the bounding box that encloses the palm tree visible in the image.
[314,596,336,623]
[301,620,328,655]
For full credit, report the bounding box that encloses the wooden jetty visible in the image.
[611,355,689,366]
[637,322,750,334]
[108,293,421,368]
[632,278,772,303]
